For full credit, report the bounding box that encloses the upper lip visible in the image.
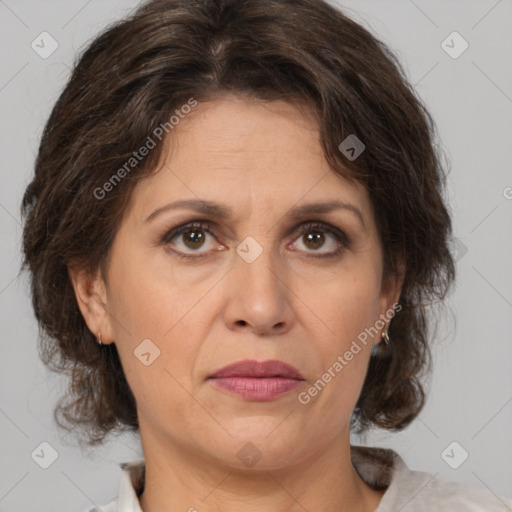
[209,359,305,380]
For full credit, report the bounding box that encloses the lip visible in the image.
[208,359,305,401]
[209,359,304,379]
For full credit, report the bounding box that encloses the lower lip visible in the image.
[209,377,303,401]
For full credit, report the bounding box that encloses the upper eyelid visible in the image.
[160,220,351,262]
[163,219,348,245]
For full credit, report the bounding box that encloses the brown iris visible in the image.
[303,230,325,250]
[182,230,205,249]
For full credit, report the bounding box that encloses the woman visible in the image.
[19,0,512,511]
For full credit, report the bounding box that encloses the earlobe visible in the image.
[67,265,115,344]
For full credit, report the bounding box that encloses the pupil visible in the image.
[305,231,324,249]
[181,230,324,251]
[184,230,204,249]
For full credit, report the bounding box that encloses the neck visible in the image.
[137,430,384,512]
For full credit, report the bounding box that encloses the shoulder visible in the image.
[82,459,145,512]
[83,499,118,512]
[350,445,512,511]
[80,459,145,512]
[389,467,512,511]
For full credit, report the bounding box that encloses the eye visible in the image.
[160,220,350,261]
[162,221,221,260]
[289,222,349,258]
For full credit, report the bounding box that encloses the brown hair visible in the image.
[20,0,455,446]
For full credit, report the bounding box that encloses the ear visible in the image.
[68,263,115,345]
[378,257,405,323]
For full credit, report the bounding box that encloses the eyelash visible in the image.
[160,220,351,261]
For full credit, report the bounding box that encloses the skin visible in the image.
[70,95,403,512]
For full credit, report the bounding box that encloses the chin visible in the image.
[202,419,314,470]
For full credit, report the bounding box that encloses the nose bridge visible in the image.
[236,235,283,302]
[224,234,293,334]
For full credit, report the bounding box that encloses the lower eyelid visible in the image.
[163,222,349,257]
[169,231,219,254]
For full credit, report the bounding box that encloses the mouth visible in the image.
[209,359,305,379]
[207,359,305,401]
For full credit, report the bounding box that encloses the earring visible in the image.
[97,332,103,346]
[371,328,391,357]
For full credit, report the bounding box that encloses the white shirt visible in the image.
[85,445,512,511]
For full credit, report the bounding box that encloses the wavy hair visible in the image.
[20,0,456,446]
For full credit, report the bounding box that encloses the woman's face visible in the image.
[79,96,401,469]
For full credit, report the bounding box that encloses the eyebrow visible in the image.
[144,198,366,230]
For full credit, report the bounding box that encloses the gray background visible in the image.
[1,0,511,511]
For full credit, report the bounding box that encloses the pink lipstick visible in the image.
[208,359,305,401]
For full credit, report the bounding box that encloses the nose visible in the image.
[222,245,295,337]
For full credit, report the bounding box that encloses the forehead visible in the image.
[127,96,373,225]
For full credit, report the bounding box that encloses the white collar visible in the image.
[112,445,405,511]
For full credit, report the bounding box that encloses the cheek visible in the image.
[106,241,181,338]
[294,265,382,346]
[106,247,215,386]
[108,273,207,431]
